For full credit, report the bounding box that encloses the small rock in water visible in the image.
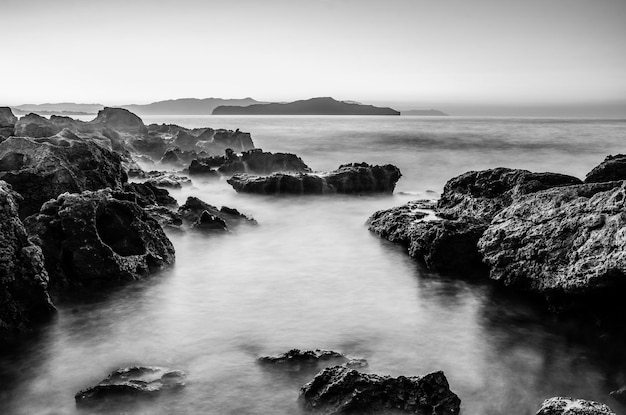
[192,210,228,231]
[299,366,460,414]
[258,349,368,371]
[536,397,615,415]
[75,366,186,406]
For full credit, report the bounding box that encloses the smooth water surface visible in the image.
[1,116,625,415]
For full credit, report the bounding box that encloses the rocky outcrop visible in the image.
[368,168,581,274]
[259,349,368,370]
[217,149,311,175]
[299,366,460,415]
[478,181,626,307]
[25,189,175,290]
[585,154,626,183]
[122,182,177,207]
[0,181,55,348]
[535,397,615,415]
[145,173,192,189]
[13,113,62,138]
[228,163,401,195]
[75,366,186,407]
[0,136,127,218]
[178,196,256,229]
[0,107,17,138]
[200,128,254,154]
[90,107,147,134]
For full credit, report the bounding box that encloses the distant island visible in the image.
[122,97,262,115]
[401,109,448,116]
[212,97,400,116]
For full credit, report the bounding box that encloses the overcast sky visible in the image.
[2,0,625,115]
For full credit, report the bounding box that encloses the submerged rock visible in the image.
[25,189,175,290]
[75,366,186,406]
[585,154,626,183]
[178,196,256,229]
[259,349,368,370]
[535,397,615,415]
[0,181,55,348]
[299,366,460,415]
[228,163,401,195]
[0,136,127,218]
[478,181,626,307]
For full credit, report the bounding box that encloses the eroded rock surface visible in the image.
[25,189,175,290]
[75,366,186,406]
[178,196,256,229]
[259,349,368,370]
[299,366,460,415]
[535,397,615,415]
[585,154,626,184]
[0,107,17,138]
[0,181,55,347]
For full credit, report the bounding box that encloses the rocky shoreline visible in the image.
[1,106,624,414]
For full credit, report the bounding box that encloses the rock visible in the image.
[24,189,175,290]
[535,397,615,415]
[188,158,220,177]
[13,113,61,138]
[0,181,55,348]
[159,148,201,168]
[178,196,256,229]
[75,366,186,407]
[367,200,432,245]
[199,128,254,154]
[216,149,311,175]
[437,168,582,222]
[0,136,127,218]
[259,349,368,370]
[123,182,177,207]
[299,366,460,415]
[0,107,17,128]
[144,205,183,229]
[131,135,169,160]
[228,163,401,195]
[477,181,626,306]
[173,130,199,151]
[585,154,626,183]
[146,173,192,189]
[90,107,147,134]
[192,211,228,231]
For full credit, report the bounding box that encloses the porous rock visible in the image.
[585,154,626,184]
[535,397,615,415]
[299,366,460,415]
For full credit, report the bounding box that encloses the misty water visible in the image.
[1,116,626,415]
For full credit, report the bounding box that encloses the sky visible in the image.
[2,0,626,116]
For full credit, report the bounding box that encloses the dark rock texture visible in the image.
[13,113,61,138]
[259,349,368,370]
[478,181,626,303]
[178,196,256,229]
[122,182,177,207]
[145,173,192,189]
[299,366,460,415]
[217,149,311,175]
[91,107,147,134]
[228,163,401,195]
[0,181,55,348]
[0,136,127,218]
[75,366,186,406]
[609,388,626,404]
[25,189,175,290]
[0,107,17,138]
[585,154,626,183]
[535,397,615,415]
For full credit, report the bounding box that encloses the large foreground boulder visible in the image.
[0,181,55,348]
[478,181,626,306]
[536,397,615,415]
[585,154,626,183]
[299,366,460,415]
[228,163,401,195]
[25,189,175,290]
[75,366,186,407]
[0,136,127,218]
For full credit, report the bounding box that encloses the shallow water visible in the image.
[1,116,626,414]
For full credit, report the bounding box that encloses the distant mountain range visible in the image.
[401,109,448,116]
[10,98,448,117]
[213,97,400,116]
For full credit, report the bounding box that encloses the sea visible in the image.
[1,115,625,415]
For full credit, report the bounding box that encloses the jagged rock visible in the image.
[131,135,168,160]
[25,189,175,290]
[173,130,199,151]
[75,366,186,406]
[227,163,401,195]
[437,168,582,222]
[91,107,147,134]
[197,128,254,154]
[259,349,367,370]
[585,154,626,183]
[159,148,200,168]
[192,211,228,231]
[536,397,615,415]
[0,136,127,218]
[178,196,256,229]
[146,173,192,189]
[188,158,220,177]
[299,366,460,415]
[217,149,311,175]
[123,182,177,207]
[13,113,61,138]
[144,205,183,229]
[0,107,17,138]
[478,181,626,306]
[0,181,55,348]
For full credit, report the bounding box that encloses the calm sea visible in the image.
[1,116,625,415]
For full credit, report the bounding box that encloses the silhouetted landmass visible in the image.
[12,103,104,114]
[401,109,448,116]
[11,109,96,116]
[123,98,262,115]
[213,97,400,116]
